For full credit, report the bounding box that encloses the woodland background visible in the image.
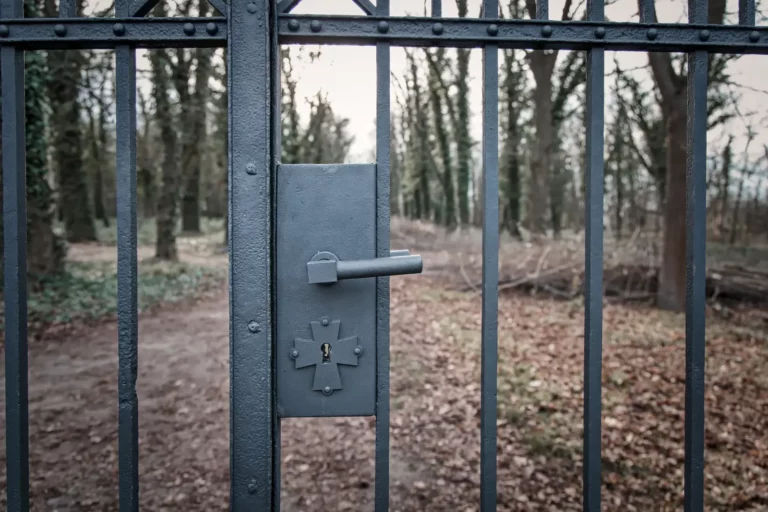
[0,0,767,510]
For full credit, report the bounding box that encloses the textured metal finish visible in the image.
[2,0,28,507]
[228,0,274,508]
[115,1,139,509]
[480,2,499,511]
[277,16,768,54]
[292,319,362,393]
[583,1,605,511]
[739,0,755,26]
[307,253,422,284]
[276,164,376,417]
[685,9,709,509]
[432,0,441,17]
[374,0,391,509]
[0,18,226,48]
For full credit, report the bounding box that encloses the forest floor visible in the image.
[1,223,767,511]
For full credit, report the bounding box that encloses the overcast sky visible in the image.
[284,0,768,166]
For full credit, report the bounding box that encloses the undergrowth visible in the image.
[0,260,226,330]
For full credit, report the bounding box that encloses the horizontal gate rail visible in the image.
[276,15,767,53]
[0,18,226,48]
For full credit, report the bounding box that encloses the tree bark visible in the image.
[23,0,65,276]
[45,0,96,243]
[528,60,554,235]
[181,0,211,233]
[152,47,180,261]
[640,0,726,311]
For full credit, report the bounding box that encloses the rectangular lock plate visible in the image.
[276,164,376,417]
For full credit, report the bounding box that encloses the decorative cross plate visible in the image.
[290,319,363,396]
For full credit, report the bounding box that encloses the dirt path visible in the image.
[1,263,767,510]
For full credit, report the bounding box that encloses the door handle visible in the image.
[307,250,423,284]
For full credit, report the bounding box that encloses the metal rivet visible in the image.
[647,28,658,40]
[206,22,218,35]
[0,25,9,38]
[310,20,322,32]
[487,24,498,36]
[378,20,389,33]
[183,23,195,36]
[749,31,760,43]
[248,320,261,333]
[246,162,256,175]
[699,29,709,41]
[323,386,332,395]
[288,19,300,31]
[54,24,67,37]
[247,479,257,495]
[594,26,605,39]
[321,318,329,326]
[354,347,362,356]
[246,2,257,13]
[541,25,552,37]
[432,22,444,35]
[290,349,299,359]
[113,23,125,36]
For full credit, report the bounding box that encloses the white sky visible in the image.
[286,0,768,166]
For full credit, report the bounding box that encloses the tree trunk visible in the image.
[24,0,65,276]
[529,61,554,235]
[48,55,97,242]
[729,170,747,246]
[152,48,180,261]
[428,49,456,230]
[657,103,687,311]
[181,0,211,233]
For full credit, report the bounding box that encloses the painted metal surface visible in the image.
[583,0,605,509]
[276,163,377,417]
[227,0,274,509]
[115,0,139,509]
[0,0,759,509]
[2,0,29,509]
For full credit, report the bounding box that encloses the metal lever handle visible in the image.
[307,250,423,284]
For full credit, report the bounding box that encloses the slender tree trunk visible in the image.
[729,170,747,245]
[24,0,65,276]
[152,48,180,261]
[181,0,211,233]
[429,49,456,230]
[529,65,554,235]
[657,104,687,311]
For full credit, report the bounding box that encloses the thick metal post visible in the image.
[115,0,139,509]
[583,0,605,509]
[684,2,709,509]
[480,1,499,510]
[229,0,276,509]
[374,0,391,510]
[2,0,29,508]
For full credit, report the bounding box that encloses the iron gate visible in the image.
[2,0,765,510]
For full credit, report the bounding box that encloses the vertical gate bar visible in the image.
[271,3,282,509]
[738,0,755,25]
[583,0,604,510]
[432,0,441,17]
[638,0,654,22]
[480,1,499,510]
[229,0,275,509]
[115,0,139,505]
[536,0,548,20]
[684,0,708,507]
[2,0,29,507]
[374,1,391,510]
[58,0,75,17]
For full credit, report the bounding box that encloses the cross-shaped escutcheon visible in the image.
[290,319,362,395]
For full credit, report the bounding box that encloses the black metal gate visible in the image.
[2,0,764,510]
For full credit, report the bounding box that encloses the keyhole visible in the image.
[321,343,331,363]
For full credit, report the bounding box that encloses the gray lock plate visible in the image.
[276,163,376,417]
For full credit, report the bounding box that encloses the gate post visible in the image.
[228,0,277,509]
